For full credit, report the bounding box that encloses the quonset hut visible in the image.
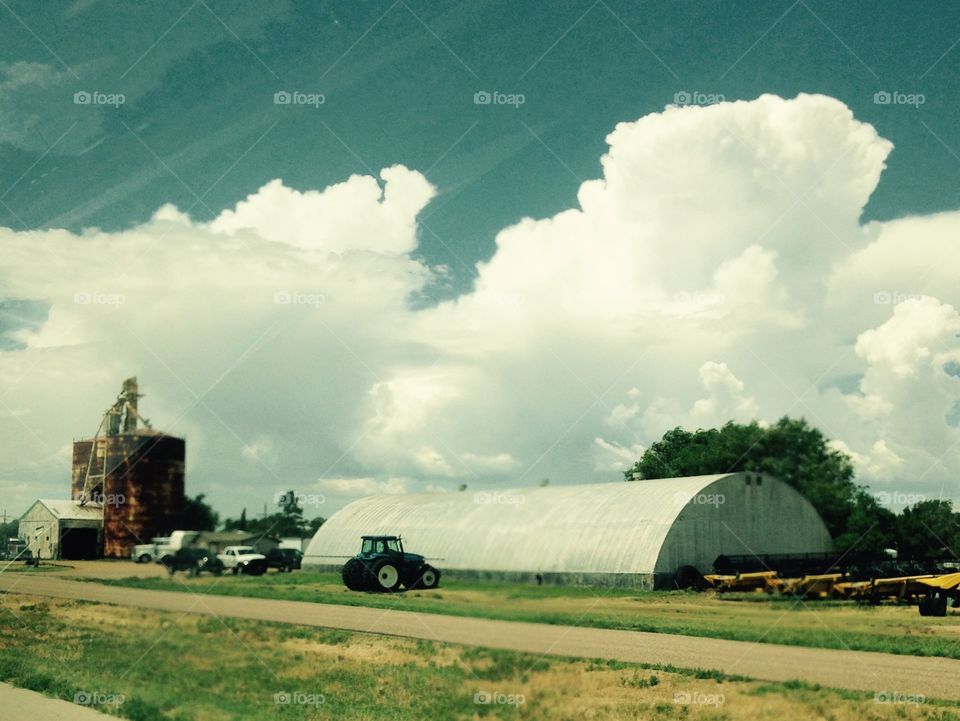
[304,472,832,588]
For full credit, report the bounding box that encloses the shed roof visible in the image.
[30,499,103,521]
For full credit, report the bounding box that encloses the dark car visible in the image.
[161,547,225,577]
[265,547,303,572]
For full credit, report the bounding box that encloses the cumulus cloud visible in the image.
[2,93,960,516]
[690,362,760,425]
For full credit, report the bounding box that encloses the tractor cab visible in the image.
[360,535,403,556]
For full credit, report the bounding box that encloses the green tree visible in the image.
[180,494,219,531]
[832,490,898,555]
[308,516,326,534]
[626,417,859,541]
[222,491,320,538]
[896,500,960,560]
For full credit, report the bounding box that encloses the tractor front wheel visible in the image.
[418,565,440,590]
[406,565,440,590]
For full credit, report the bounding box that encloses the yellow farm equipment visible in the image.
[705,568,960,613]
[703,571,779,593]
[915,572,960,617]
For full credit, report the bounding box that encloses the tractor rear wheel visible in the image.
[372,559,401,592]
[919,596,932,616]
[342,558,371,591]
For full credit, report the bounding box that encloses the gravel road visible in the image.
[2,574,957,700]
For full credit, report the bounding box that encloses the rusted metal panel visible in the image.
[72,432,186,558]
[101,434,186,558]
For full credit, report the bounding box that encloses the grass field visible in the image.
[2,593,959,721]
[93,571,960,660]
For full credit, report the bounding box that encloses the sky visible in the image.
[1,0,959,522]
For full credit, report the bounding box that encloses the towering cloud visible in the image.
[1,94,958,515]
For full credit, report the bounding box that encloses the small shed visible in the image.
[18,500,103,560]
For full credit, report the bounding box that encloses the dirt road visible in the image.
[2,574,958,701]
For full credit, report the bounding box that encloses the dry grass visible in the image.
[1,593,959,720]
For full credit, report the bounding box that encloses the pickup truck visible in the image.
[217,545,267,576]
[132,536,170,563]
[133,530,200,564]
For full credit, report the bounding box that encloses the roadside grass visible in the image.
[1,594,959,721]
[92,571,960,659]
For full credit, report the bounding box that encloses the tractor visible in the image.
[341,535,441,592]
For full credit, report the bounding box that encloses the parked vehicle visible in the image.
[161,547,224,576]
[133,530,200,564]
[341,535,440,592]
[265,547,302,572]
[155,531,200,564]
[217,545,267,576]
[132,536,170,564]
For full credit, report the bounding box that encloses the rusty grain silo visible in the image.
[72,378,186,558]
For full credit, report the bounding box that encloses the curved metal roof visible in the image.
[306,473,833,576]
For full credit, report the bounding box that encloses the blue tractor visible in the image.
[341,535,440,592]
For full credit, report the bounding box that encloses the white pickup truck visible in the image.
[216,545,267,576]
[132,530,199,563]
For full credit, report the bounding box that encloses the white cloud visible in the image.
[2,93,960,516]
[313,476,412,496]
[690,361,760,425]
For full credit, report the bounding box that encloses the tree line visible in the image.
[626,417,959,558]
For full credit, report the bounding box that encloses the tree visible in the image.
[833,490,898,555]
[180,494,219,531]
[896,500,960,560]
[222,491,320,538]
[626,417,859,541]
[0,519,18,542]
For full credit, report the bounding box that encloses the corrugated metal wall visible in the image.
[304,473,832,584]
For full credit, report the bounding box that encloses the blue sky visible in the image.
[1,1,959,519]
